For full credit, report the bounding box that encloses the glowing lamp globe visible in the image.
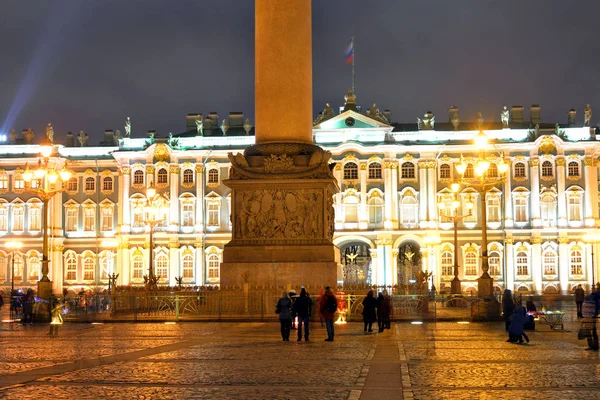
[474,130,489,148]
[40,145,53,158]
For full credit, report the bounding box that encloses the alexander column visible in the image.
[220,0,339,287]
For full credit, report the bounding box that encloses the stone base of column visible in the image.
[471,297,501,321]
[220,261,337,288]
[477,276,494,298]
[451,278,462,295]
[37,280,53,299]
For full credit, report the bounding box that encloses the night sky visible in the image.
[1,1,599,143]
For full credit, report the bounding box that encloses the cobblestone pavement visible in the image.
[0,308,598,399]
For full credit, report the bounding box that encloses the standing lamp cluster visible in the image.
[143,185,169,291]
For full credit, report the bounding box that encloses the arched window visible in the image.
[465,252,478,275]
[568,161,580,177]
[208,168,219,184]
[516,251,528,275]
[156,254,169,281]
[102,176,113,192]
[488,251,501,276]
[182,254,194,278]
[67,177,78,192]
[543,250,557,275]
[28,256,40,281]
[368,162,382,179]
[100,253,112,280]
[208,254,220,279]
[85,177,95,192]
[65,256,77,281]
[183,169,194,184]
[464,163,474,179]
[83,257,95,281]
[400,195,418,227]
[343,162,358,180]
[157,168,168,184]
[133,170,144,185]
[541,161,553,178]
[132,255,144,279]
[487,163,498,178]
[344,194,359,223]
[368,196,383,225]
[540,193,556,226]
[441,251,453,276]
[401,162,415,179]
[13,255,23,282]
[570,250,583,275]
[440,164,451,179]
[514,162,526,178]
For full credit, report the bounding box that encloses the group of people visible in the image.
[502,289,531,344]
[575,284,599,351]
[360,290,392,333]
[276,286,338,342]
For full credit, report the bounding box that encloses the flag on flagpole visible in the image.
[345,40,354,64]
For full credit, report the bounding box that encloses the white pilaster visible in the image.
[334,165,344,224]
[418,161,428,228]
[383,161,393,229]
[169,165,179,233]
[530,158,541,227]
[587,243,594,289]
[504,159,513,227]
[584,157,595,227]
[169,245,179,286]
[506,240,514,291]
[558,238,569,294]
[195,164,204,232]
[390,162,399,228]
[531,238,542,294]
[391,248,399,287]
[427,162,437,227]
[359,162,368,228]
[121,167,131,233]
[370,252,379,286]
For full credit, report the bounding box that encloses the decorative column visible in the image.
[418,160,428,228]
[505,238,514,291]
[118,241,129,285]
[334,164,344,225]
[376,234,392,286]
[359,162,368,228]
[195,242,204,284]
[370,251,379,287]
[50,243,64,294]
[391,248,399,287]
[584,157,595,227]
[427,161,437,227]
[529,158,541,227]
[555,157,567,227]
[383,161,393,229]
[587,243,594,289]
[531,236,542,294]
[195,164,204,233]
[390,161,399,229]
[169,165,180,233]
[504,158,513,228]
[120,166,131,233]
[558,236,569,294]
[169,241,180,286]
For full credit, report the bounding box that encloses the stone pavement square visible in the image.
[0,310,598,399]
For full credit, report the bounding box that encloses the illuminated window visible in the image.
[368,196,383,225]
[66,208,78,232]
[29,206,41,231]
[102,176,113,192]
[487,197,501,222]
[83,257,95,281]
[156,254,169,281]
[464,163,474,179]
[28,256,40,281]
[207,202,220,226]
[0,175,8,190]
[401,162,415,179]
[207,254,220,279]
[133,170,144,185]
[12,206,24,232]
[516,251,528,275]
[400,195,418,227]
[540,193,556,226]
[488,251,501,276]
[65,256,77,281]
[368,162,382,179]
[208,168,219,184]
[181,203,194,227]
[67,177,78,192]
[568,195,582,222]
[344,194,359,223]
[85,177,95,192]
[568,161,580,177]
[183,169,194,184]
[13,255,23,281]
[543,250,557,275]
[541,161,553,178]
[101,207,113,231]
[100,253,112,280]
[343,162,358,180]
[441,251,453,276]
[182,254,194,278]
[570,250,583,275]
[514,162,526,178]
[14,176,24,190]
[439,164,451,179]
[157,168,168,185]
[514,198,528,223]
[84,208,95,231]
[132,255,144,279]
[464,252,478,275]
[487,163,498,178]
[0,256,6,281]
[0,207,6,231]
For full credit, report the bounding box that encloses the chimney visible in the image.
[228,112,244,127]
[530,105,541,124]
[568,109,577,126]
[186,113,202,131]
[204,117,213,131]
[511,105,524,123]
[104,130,114,146]
[208,112,219,124]
[66,131,75,147]
[383,109,392,123]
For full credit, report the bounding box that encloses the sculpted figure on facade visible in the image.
[476,112,484,128]
[418,112,434,130]
[501,106,510,128]
[46,123,54,143]
[195,118,204,135]
[78,131,88,147]
[113,129,122,142]
[449,106,460,130]
[124,117,131,137]
[23,128,35,144]
[585,104,592,127]
[243,119,253,135]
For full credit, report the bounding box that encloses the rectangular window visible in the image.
[441,252,453,276]
[14,178,24,190]
[67,178,78,192]
[182,204,194,227]
[66,209,78,232]
[514,198,528,223]
[543,254,557,275]
[66,260,77,280]
[85,177,95,192]
[84,208,95,231]
[0,208,7,231]
[0,256,6,281]
[156,256,169,280]
[12,207,24,231]
[102,177,113,192]
[29,207,41,231]
[101,208,113,231]
[488,254,501,276]
[568,197,582,221]
[132,257,144,279]
[0,176,8,190]
[207,202,220,226]
[487,198,500,222]
[516,253,528,275]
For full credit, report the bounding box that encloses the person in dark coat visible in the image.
[502,289,515,332]
[376,292,387,332]
[319,286,337,341]
[21,289,34,325]
[575,284,585,318]
[582,293,599,351]
[293,288,313,341]
[525,299,536,313]
[276,291,293,341]
[508,305,529,343]
[362,290,377,333]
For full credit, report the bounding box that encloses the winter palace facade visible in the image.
[0,95,598,295]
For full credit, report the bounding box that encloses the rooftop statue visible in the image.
[113,129,121,142]
[124,117,131,137]
[78,131,88,147]
[195,118,203,135]
[476,112,484,128]
[501,106,510,128]
[585,104,592,127]
[243,119,253,135]
[221,119,229,135]
[46,123,54,143]
[418,112,435,130]
[449,106,460,130]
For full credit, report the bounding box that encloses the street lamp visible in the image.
[21,133,72,299]
[438,187,473,295]
[453,129,508,298]
[583,234,600,290]
[142,185,169,291]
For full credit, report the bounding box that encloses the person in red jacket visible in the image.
[319,286,337,341]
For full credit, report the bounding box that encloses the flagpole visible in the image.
[351,36,355,94]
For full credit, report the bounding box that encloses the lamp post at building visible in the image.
[438,185,473,295]
[142,186,169,291]
[7,241,23,294]
[21,136,72,299]
[583,234,600,290]
[454,130,509,298]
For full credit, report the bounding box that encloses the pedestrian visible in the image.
[293,287,313,341]
[317,288,325,327]
[0,292,4,308]
[276,291,293,341]
[525,299,536,313]
[376,292,386,332]
[21,289,34,325]
[507,305,529,344]
[362,290,377,333]
[502,289,515,332]
[581,293,599,351]
[575,284,585,318]
[288,290,297,330]
[594,286,600,317]
[383,290,392,329]
[319,286,337,342]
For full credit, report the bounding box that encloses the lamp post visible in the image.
[583,234,600,290]
[438,186,473,295]
[423,234,441,293]
[143,186,169,291]
[7,241,23,294]
[21,135,72,299]
[454,130,509,298]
